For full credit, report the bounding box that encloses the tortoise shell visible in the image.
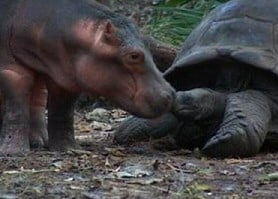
[165,0,278,80]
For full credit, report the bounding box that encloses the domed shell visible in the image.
[165,0,278,80]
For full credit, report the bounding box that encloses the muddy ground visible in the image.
[0,107,277,199]
[0,1,277,198]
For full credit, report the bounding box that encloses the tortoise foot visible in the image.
[114,113,179,145]
[202,90,271,158]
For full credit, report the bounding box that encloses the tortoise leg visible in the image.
[114,113,179,145]
[202,90,271,158]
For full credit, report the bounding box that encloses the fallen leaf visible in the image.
[267,172,278,181]
[3,168,60,174]
[69,149,92,155]
[219,170,236,176]
[114,165,154,178]
[105,147,126,157]
[225,159,254,164]
[127,178,163,185]
[51,161,64,169]
[105,157,111,168]
[70,185,85,190]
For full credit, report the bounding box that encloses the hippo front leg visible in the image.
[46,80,79,151]
[0,66,35,155]
[29,77,48,148]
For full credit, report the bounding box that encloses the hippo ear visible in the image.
[102,20,120,45]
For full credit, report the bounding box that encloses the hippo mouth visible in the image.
[129,80,174,118]
[174,104,199,118]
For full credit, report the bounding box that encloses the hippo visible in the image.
[0,0,175,154]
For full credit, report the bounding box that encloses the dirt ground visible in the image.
[0,1,277,198]
[0,107,277,199]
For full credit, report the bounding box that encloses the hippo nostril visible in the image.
[163,92,172,101]
[160,89,175,109]
[141,86,176,118]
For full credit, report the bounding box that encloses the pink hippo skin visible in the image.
[0,0,175,154]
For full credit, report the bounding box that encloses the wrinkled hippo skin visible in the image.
[0,0,174,154]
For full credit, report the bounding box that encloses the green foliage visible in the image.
[148,0,230,46]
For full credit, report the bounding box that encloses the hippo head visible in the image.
[71,19,175,118]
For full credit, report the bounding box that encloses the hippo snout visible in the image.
[144,86,176,118]
[158,89,176,109]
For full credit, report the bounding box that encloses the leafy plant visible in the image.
[148,0,230,46]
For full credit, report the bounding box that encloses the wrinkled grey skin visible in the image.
[114,0,278,158]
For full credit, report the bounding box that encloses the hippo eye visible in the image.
[126,51,144,64]
[131,53,140,60]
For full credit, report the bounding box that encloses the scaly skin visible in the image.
[114,113,179,145]
[203,90,271,157]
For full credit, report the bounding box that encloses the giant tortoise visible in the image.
[114,0,278,158]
